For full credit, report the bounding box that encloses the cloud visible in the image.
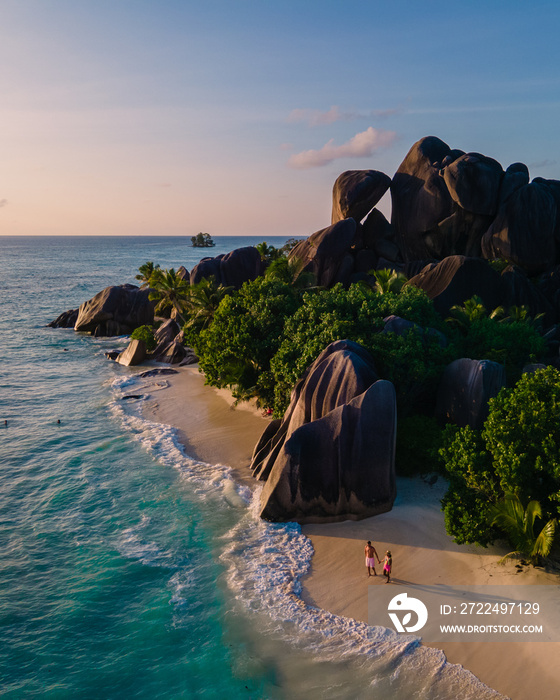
[288,105,358,126]
[287,127,397,169]
[529,159,557,169]
[0,199,7,208]
[287,105,405,126]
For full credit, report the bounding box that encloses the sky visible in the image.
[1,0,560,237]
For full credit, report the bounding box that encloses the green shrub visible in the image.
[395,415,443,476]
[192,277,302,408]
[271,283,449,416]
[130,325,157,352]
[440,367,560,546]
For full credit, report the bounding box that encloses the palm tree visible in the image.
[264,256,316,289]
[370,268,408,294]
[489,492,557,565]
[255,241,283,263]
[446,295,489,333]
[184,276,233,334]
[499,305,545,331]
[135,261,160,288]
[148,268,191,324]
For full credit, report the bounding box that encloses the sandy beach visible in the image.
[142,365,560,700]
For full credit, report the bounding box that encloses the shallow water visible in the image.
[0,236,503,699]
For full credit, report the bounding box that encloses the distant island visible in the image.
[191,232,215,247]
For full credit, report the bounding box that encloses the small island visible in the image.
[191,232,215,247]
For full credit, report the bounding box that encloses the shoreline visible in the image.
[139,365,560,700]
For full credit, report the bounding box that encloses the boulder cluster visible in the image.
[289,136,560,325]
[48,135,560,524]
[250,135,560,523]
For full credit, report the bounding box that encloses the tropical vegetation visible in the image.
[133,248,558,564]
[191,232,215,247]
[440,366,560,555]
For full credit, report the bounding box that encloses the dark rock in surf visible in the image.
[74,284,154,336]
[48,309,79,328]
[116,338,147,367]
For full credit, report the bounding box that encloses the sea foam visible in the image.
[111,376,505,700]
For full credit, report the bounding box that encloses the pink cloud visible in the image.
[288,105,406,126]
[287,105,357,126]
[287,127,397,169]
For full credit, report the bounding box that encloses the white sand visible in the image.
[142,366,560,700]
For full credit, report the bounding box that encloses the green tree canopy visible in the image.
[440,367,560,547]
[148,268,191,324]
[271,283,449,416]
[192,277,302,407]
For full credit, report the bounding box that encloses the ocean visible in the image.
[0,235,503,699]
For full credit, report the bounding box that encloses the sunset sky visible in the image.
[2,0,560,237]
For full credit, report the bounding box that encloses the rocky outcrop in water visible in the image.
[47,309,79,328]
[117,339,147,367]
[74,284,154,336]
[251,340,397,523]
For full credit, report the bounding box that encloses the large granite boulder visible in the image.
[331,170,391,224]
[152,318,181,355]
[429,206,493,258]
[190,246,264,288]
[252,339,378,482]
[117,339,147,367]
[391,136,455,261]
[74,284,154,336]
[153,341,197,365]
[532,177,560,244]
[406,255,503,317]
[251,340,397,523]
[500,265,556,326]
[259,380,397,523]
[435,358,506,429]
[481,182,557,274]
[288,218,357,287]
[442,152,504,216]
[382,315,448,347]
[189,256,222,285]
[48,309,79,328]
[499,163,529,206]
[219,246,264,287]
[362,208,401,261]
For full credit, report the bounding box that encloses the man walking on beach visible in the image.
[365,541,380,576]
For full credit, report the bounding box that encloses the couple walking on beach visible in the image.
[365,541,392,582]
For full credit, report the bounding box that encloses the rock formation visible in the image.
[47,309,79,328]
[190,246,264,288]
[435,358,506,429]
[116,339,147,367]
[251,340,397,523]
[331,170,391,224]
[74,284,154,336]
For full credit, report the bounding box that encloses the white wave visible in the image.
[110,378,505,700]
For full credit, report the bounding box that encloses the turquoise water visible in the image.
[0,236,503,699]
